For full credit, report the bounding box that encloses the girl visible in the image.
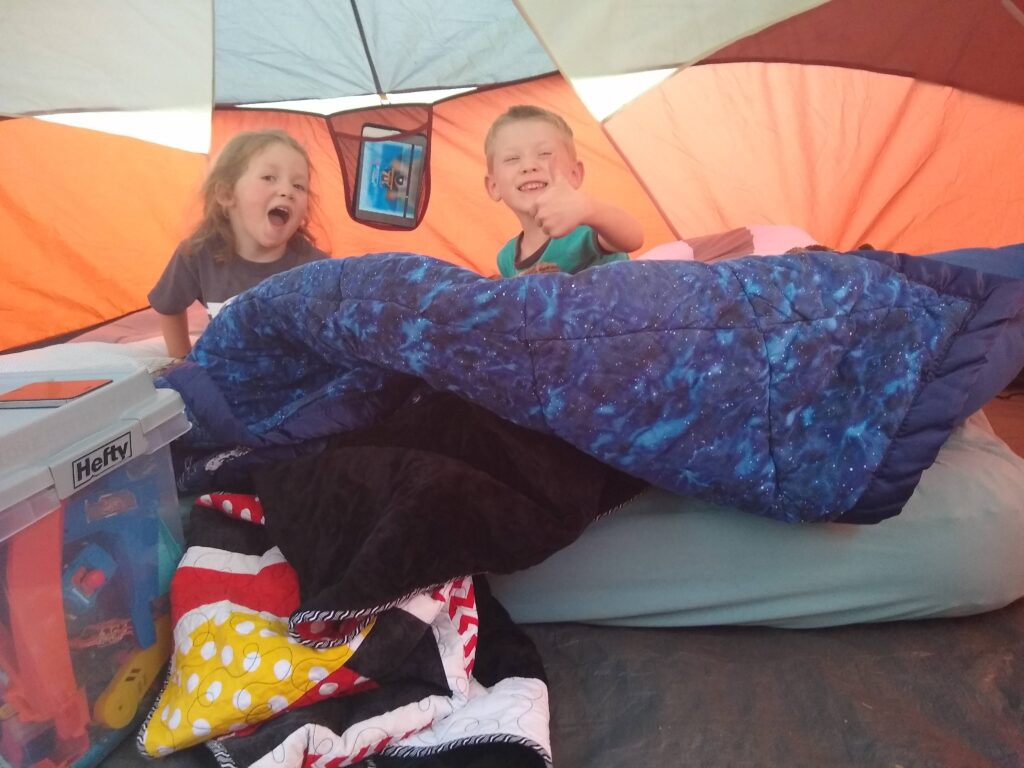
[149,129,329,358]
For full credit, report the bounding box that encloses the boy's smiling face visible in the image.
[485,118,582,216]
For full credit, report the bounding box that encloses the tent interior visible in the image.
[1,1,1023,767]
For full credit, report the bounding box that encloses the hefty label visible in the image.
[72,431,133,489]
[50,420,145,499]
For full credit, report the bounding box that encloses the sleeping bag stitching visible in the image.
[720,259,782,510]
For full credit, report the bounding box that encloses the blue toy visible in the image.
[62,462,163,649]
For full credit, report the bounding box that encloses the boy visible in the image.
[484,105,644,277]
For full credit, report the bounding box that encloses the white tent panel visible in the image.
[238,88,476,117]
[38,107,212,154]
[0,0,211,115]
[517,0,829,77]
[572,69,676,121]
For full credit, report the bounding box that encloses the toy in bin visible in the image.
[0,468,175,768]
[62,466,165,650]
[0,369,188,768]
[62,545,117,615]
[0,509,91,768]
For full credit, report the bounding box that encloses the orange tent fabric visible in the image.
[208,76,674,276]
[4,0,1024,352]
[606,62,1024,253]
[0,118,204,350]
[0,76,674,352]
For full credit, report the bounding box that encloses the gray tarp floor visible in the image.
[103,597,1024,768]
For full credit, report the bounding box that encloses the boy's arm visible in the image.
[532,165,644,253]
[585,197,645,254]
[158,310,192,359]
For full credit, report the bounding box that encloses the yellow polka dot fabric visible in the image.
[141,605,373,756]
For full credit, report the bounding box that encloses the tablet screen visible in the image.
[353,127,426,227]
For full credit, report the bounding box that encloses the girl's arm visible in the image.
[158,311,192,358]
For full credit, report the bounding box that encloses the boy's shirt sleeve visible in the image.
[582,227,630,266]
[148,246,202,315]
[496,227,629,277]
[550,226,628,273]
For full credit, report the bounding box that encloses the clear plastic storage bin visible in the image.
[0,369,189,768]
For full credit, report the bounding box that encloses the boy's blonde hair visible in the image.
[185,129,316,263]
[484,105,576,170]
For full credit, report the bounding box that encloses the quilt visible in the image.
[139,393,643,766]
[162,249,1024,523]
[139,499,548,768]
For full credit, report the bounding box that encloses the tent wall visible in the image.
[606,62,1024,252]
[598,0,1024,251]
[0,0,211,116]
[0,119,204,350]
[4,0,1024,351]
[214,76,675,275]
[0,75,674,351]
[704,0,1024,106]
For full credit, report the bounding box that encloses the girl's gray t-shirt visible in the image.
[148,238,328,317]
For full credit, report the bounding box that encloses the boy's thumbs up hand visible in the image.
[531,159,589,239]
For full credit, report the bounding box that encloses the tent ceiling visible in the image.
[705,0,1024,105]
[516,0,829,78]
[0,0,212,116]
[4,1,1023,118]
[0,0,555,116]
[213,0,556,105]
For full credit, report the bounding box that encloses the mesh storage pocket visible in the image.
[329,106,432,230]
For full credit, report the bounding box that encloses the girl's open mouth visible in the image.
[268,206,291,225]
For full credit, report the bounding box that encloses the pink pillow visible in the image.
[637,224,817,263]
